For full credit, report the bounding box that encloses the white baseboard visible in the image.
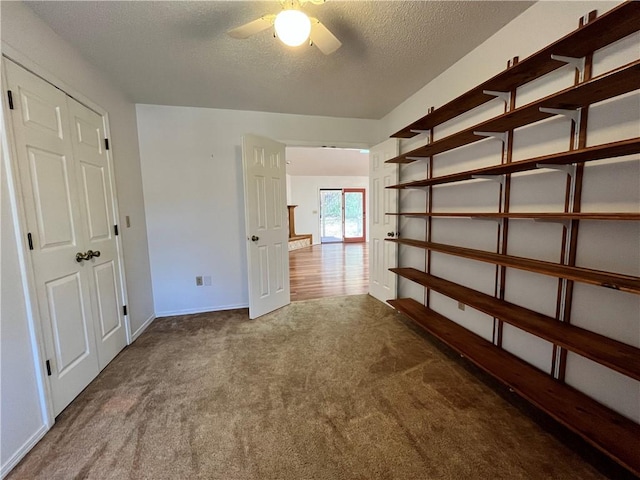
[1,424,48,479]
[130,313,156,342]
[155,303,249,318]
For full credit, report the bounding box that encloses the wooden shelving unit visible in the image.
[387,61,639,164]
[391,268,640,381]
[388,238,640,294]
[387,138,640,189]
[387,212,640,221]
[391,1,640,139]
[383,1,640,475]
[388,298,640,475]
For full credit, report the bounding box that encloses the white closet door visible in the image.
[4,60,126,415]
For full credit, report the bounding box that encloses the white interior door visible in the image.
[242,134,290,319]
[4,59,126,415]
[369,138,399,303]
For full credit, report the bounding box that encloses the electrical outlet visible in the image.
[125,215,131,228]
[195,276,203,286]
[457,302,465,311]
[203,275,212,286]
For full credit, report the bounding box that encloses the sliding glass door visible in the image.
[320,189,343,243]
[343,189,365,243]
[320,188,366,243]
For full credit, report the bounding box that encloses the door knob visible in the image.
[75,250,101,262]
[76,252,91,262]
[251,235,259,242]
[387,232,395,237]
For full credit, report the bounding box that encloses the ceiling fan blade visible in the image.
[227,15,275,39]
[309,18,341,55]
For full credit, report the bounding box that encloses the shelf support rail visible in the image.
[551,13,592,379]
[492,56,519,348]
[551,153,581,379]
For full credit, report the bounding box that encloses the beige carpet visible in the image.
[8,295,613,479]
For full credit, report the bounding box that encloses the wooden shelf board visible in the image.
[391,2,640,138]
[387,61,640,164]
[391,268,640,381]
[388,138,640,189]
[385,212,640,221]
[388,297,640,476]
[387,238,640,294]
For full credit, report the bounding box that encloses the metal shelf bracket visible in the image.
[536,163,576,176]
[405,156,429,162]
[534,218,571,228]
[539,107,580,124]
[483,90,511,104]
[472,174,505,185]
[551,54,586,77]
[471,216,504,225]
[474,131,507,143]
[409,130,432,143]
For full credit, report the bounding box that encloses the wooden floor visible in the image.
[289,242,368,301]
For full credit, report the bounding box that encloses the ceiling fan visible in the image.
[227,0,342,55]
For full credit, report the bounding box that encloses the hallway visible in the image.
[289,243,368,301]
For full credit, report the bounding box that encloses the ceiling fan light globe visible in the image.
[274,10,311,47]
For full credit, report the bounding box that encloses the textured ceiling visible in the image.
[24,1,533,119]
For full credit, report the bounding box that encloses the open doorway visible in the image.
[320,188,366,243]
[286,146,369,301]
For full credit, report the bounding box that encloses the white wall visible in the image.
[136,104,379,317]
[289,176,369,244]
[0,2,155,475]
[380,1,639,422]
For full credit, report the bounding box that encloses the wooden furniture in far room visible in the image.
[287,205,313,251]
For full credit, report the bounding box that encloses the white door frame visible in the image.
[1,49,130,427]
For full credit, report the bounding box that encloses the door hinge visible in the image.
[46,360,52,376]
[123,305,128,316]
[105,138,110,150]
[114,224,119,236]
[7,90,14,110]
[27,232,34,250]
